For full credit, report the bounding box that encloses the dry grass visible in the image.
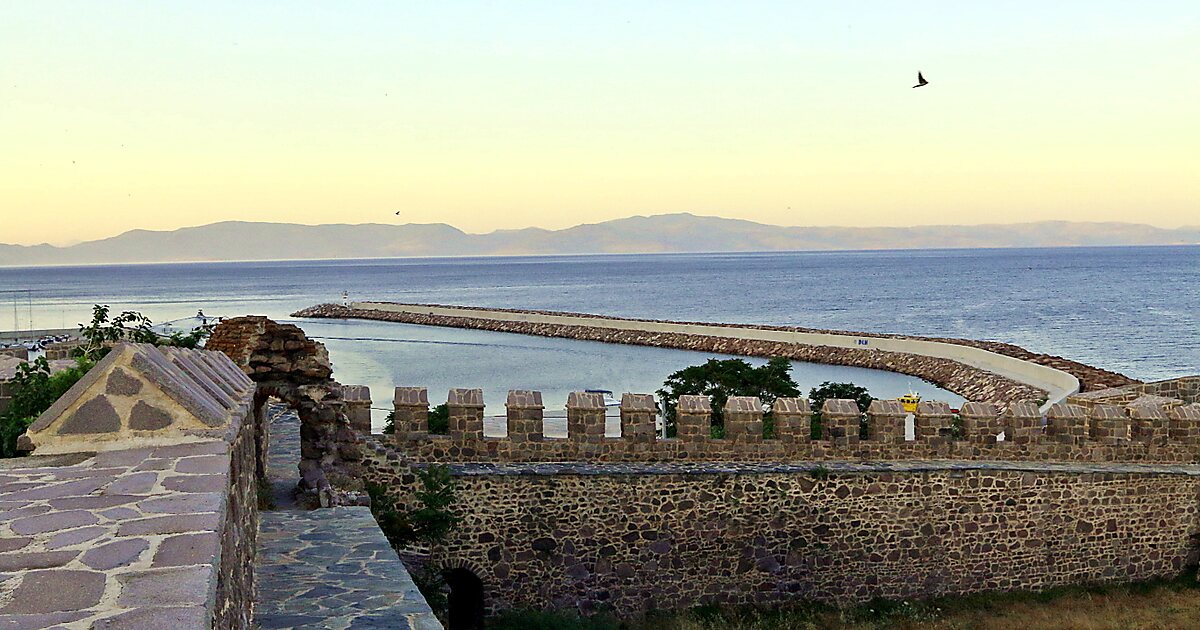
[900,583,1200,630]
[629,573,1200,630]
[489,572,1200,630]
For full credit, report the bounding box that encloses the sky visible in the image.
[1,2,1197,246]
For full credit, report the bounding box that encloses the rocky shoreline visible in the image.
[293,303,1066,404]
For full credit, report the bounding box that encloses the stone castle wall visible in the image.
[206,316,365,507]
[360,386,1200,617]
[1070,376,1200,409]
[215,397,262,629]
[361,454,1200,616]
[381,387,1200,465]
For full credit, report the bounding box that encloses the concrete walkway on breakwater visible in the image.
[346,302,1080,412]
[255,405,443,630]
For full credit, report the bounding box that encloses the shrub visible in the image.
[76,304,209,361]
[427,403,449,434]
[381,404,448,435]
[488,609,621,630]
[1,356,94,457]
[411,464,459,545]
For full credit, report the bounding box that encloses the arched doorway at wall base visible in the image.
[444,567,485,630]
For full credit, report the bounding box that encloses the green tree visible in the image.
[411,464,460,545]
[427,404,449,434]
[1,356,95,457]
[382,403,448,435]
[76,304,209,361]
[808,381,874,440]
[657,357,801,437]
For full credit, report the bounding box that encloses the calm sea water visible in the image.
[2,246,1197,426]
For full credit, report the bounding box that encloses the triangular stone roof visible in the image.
[24,342,255,454]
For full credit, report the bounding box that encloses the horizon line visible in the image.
[3,241,1198,271]
[5,212,1200,250]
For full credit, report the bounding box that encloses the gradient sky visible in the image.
[2,2,1197,246]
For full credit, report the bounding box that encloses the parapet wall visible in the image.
[380,387,1200,464]
[295,304,1061,406]
[0,343,262,628]
[1070,376,1200,409]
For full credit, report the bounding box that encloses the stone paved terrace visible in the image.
[255,406,443,630]
[0,442,235,629]
[0,342,259,629]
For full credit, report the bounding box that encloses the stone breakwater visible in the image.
[295,303,1047,405]
[295,302,1135,392]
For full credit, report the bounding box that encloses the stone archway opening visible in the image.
[207,316,365,507]
[445,568,486,630]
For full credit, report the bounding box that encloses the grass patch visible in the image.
[489,608,622,630]
[491,570,1200,630]
[256,479,276,511]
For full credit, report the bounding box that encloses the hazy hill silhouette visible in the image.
[2,213,1197,266]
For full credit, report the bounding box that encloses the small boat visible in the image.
[898,390,921,414]
[584,389,621,407]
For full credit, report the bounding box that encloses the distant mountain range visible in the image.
[2,213,1198,266]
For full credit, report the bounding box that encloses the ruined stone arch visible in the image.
[207,316,364,506]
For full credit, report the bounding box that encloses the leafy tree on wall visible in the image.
[657,357,801,437]
[0,356,95,457]
[76,304,209,361]
[383,403,449,435]
[808,381,874,440]
[808,381,874,415]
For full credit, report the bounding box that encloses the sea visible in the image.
[2,246,1197,429]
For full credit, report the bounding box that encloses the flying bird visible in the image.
[912,72,929,88]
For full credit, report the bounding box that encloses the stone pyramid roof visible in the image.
[24,342,255,454]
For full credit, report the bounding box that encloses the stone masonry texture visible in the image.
[255,405,444,630]
[207,316,366,507]
[357,385,1200,618]
[363,455,1200,617]
[0,344,261,629]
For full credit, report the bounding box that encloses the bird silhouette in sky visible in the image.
[912,72,929,88]
[394,211,401,215]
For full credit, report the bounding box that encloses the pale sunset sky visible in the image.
[1,2,1197,246]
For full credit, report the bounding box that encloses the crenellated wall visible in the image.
[1070,376,1200,409]
[355,381,1200,617]
[380,387,1200,464]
